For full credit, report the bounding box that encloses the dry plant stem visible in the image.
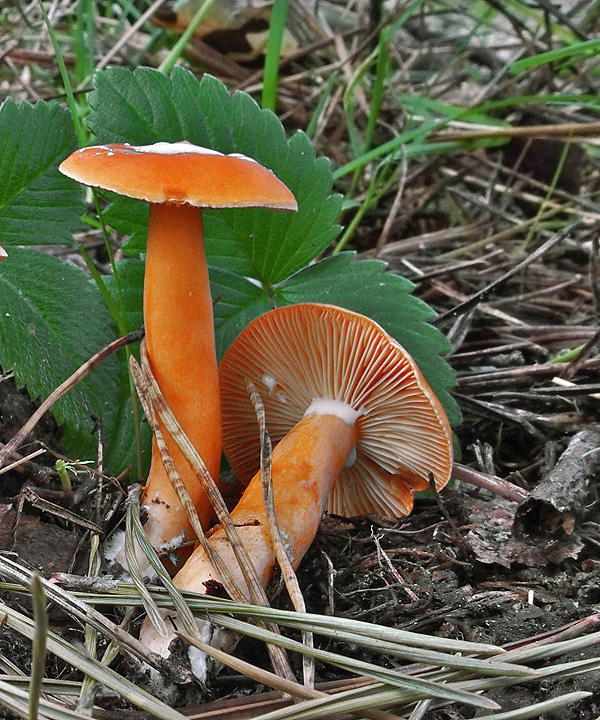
[0,555,192,683]
[247,380,315,690]
[0,328,144,471]
[17,485,104,533]
[451,463,528,503]
[435,225,579,323]
[178,632,405,720]
[433,121,600,142]
[133,349,296,683]
[0,448,46,476]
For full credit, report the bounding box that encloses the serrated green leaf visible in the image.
[212,253,459,424]
[0,248,138,470]
[211,268,273,359]
[86,67,342,283]
[105,257,145,334]
[0,99,83,246]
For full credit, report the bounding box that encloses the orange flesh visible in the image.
[141,203,221,552]
[173,413,357,596]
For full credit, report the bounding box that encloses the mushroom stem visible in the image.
[141,203,221,551]
[139,412,357,671]
[174,411,358,596]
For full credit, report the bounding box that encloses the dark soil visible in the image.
[1,372,599,719]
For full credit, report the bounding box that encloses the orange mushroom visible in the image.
[59,142,297,570]
[140,302,453,674]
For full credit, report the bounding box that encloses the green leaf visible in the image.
[0,99,83,246]
[212,253,460,425]
[0,248,138,470]
[211,268,273,360]
[86,67,342,283]
[105,257,145,334]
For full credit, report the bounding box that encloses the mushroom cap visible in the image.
[219,303,453,519]
[59,142,297,210]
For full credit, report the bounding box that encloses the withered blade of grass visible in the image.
[433,121,600,143]
[129,353,237,600]
[194,615,503,711]
[178,632,404,720]
[0,554,192,684]
[123,488,169,639]
[68,587,507,656]
[126,485,199,639]
[131,346,297,684]
[0,328,144,471]
[472,691,592,720]
[0,601,191,720]
[246,379,315,690]
[29,573,47,720]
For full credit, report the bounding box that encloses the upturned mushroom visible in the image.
[59,142,297,569]
[140,302,453,674]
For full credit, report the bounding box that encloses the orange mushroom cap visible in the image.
[59,141,298,210]
[220,303,453,519]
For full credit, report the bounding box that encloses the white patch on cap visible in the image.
[133,141,222,156]
[131,142,258,163]
[304,399,361,426]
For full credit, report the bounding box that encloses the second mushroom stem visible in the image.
[173,411,358,596]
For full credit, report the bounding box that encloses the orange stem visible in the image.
[141,203,221,553]
[173,412,357,596]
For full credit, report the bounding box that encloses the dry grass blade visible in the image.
[28,573,47,720]
[69,586,506,656]
[128,352,243,604]
[179,632,405,720]
[0,554,189,682]
[0,677,85,720]
[0,602,190,720]
[246,380,315,689]
[124,489,169,638]
[200,614,502,710]
[471,691,592,720]
[131,346,296,683]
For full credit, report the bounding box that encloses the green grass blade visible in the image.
[262,0,290,111]
[511,38,600,74]
[158,0,220,74]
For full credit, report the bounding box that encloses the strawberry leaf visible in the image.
[0,248,139,468]
[0,99,83,246]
